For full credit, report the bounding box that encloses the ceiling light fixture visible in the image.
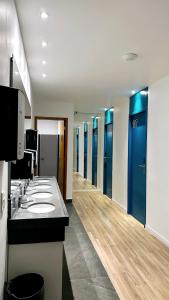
[42,41,47,48]
[122,53,138,61]
[42,60,46,65]
[42,73,47,78]
[140,90,148,96]
[41,11,48,20]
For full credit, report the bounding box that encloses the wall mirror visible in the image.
[8,56,32,218]
[10,56,31,118]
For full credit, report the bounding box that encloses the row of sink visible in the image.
[11,178,56,214]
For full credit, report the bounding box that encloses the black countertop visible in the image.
[8,177,69,244]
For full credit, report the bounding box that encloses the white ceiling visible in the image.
[15,0,169,113]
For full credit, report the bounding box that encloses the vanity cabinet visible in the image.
[8,177,69,300]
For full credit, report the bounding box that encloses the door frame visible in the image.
[127,88,148,225]
[35,116,68,200]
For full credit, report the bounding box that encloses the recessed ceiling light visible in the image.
[42,41,47,47]
[122,53,138,61]
[41,11,48,20]
[140,90,148,95]
[42,60,46,65]
[131,90,136,95]
[42,73,47,78]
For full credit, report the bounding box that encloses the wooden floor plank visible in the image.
[73,172,96,191]
[73,173,169,300]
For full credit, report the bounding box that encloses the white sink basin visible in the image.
[31,192,53,199]
[35,185,51,190]
[11,186,18,191]
[35,179,50,184]
[28,202,55,214]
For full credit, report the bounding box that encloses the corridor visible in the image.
[73,173,169,300]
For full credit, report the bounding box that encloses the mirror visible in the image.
[8,56,32,218]
[11,56,31,118]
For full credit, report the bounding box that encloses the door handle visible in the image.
[138,164,145,168]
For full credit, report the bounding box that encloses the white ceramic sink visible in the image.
[35,185,51,190]
[28,202,55,214]
[35,179,50,184]
[11,186,18,191]
[31,192,53,199]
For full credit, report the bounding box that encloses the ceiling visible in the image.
[15,0,169,113]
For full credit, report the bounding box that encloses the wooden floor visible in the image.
[73,172,96,191]
[73,173,169,300]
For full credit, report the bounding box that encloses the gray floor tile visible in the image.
[64,203,119,300]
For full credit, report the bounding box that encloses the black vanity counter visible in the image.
[8,177,69,244]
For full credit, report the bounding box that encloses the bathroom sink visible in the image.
[11,185,18,191]
[27,202,55,214]
[31,192,53,199]
[35,179,50,184]
[35,184,51,190]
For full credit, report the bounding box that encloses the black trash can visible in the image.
[6,273,44,300]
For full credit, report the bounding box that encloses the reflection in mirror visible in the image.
[9,56,33,218]
[12,57,31,118]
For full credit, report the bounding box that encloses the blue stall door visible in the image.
[128,111,147,224]
[104,123,113,198]
[84,132,88,178]
[76,131,79,172]
[92,128,98,186]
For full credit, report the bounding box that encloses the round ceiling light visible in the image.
[42,41,47,48]
[122,53,138,61]
[41,12,48,20]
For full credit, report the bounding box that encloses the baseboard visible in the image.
[111,197,127,212]
[146,225,169,248]
[66,199,72,203]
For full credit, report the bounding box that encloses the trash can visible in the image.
[6,273,44,300]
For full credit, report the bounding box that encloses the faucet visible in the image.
[18,181,33,207]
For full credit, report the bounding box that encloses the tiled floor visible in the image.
[64,203,119,300]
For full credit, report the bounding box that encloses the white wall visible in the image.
[0,0,32,298]
[37,120,60,135]
[34,99,74,200]
[146,75,169,244]
[112,99,129,210]
[97,115,104,191]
